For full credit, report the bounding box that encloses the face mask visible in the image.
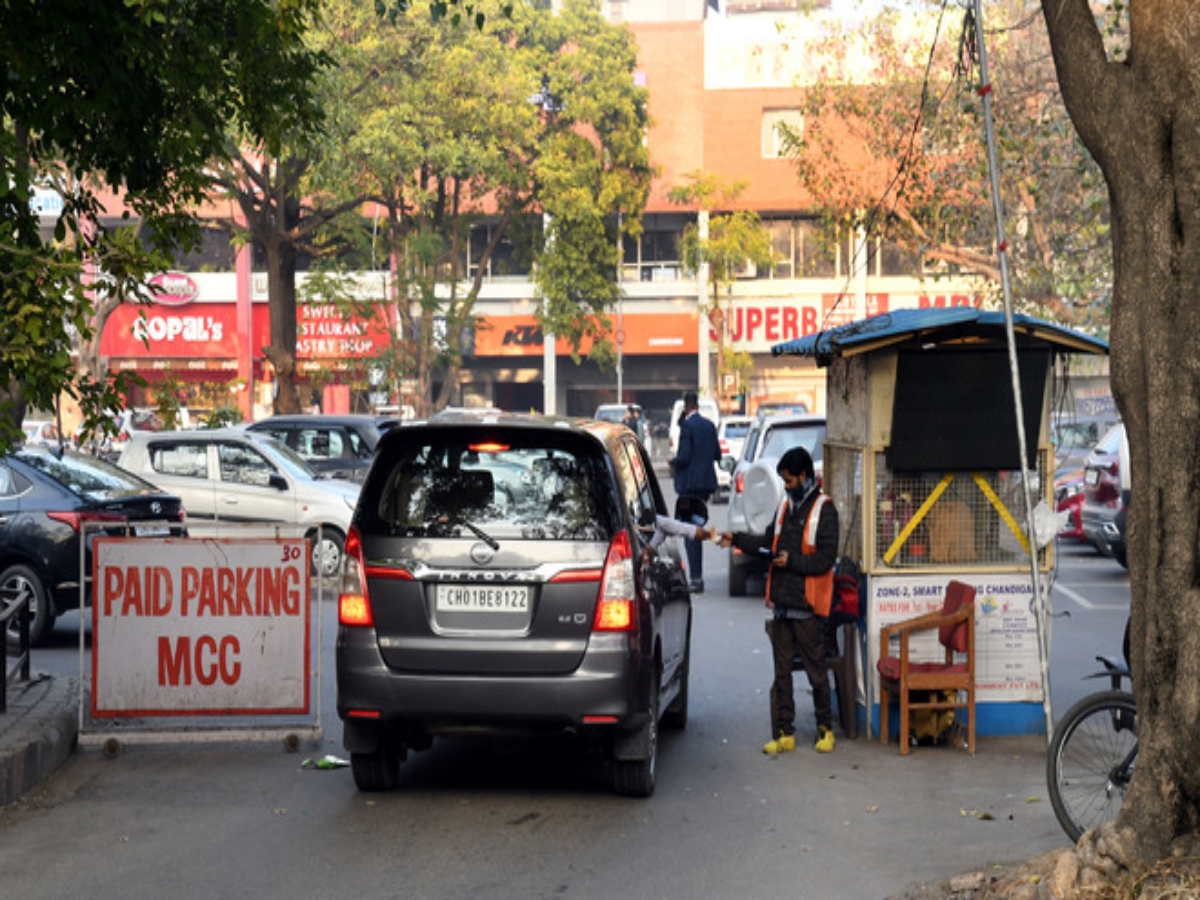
[787,481,809,503]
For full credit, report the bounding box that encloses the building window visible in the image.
[762,109,802,160]
[621,213,688,282]
[468,221,533,281]
[757,217,838,279]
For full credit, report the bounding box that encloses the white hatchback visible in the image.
[117,428,359,577]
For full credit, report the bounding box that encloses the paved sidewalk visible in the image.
[0,672,78,808]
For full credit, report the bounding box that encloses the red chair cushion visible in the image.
[938,581,976,653]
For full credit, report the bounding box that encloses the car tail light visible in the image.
[734,471,745,494]
[338,526,375,627]
[47,511,127,532]
[593,530,637,632]
[719,438,730,456]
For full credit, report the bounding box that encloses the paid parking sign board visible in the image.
[92,538,311,717]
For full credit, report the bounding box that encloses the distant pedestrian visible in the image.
[669,390,720,593]
[631,406,646,442]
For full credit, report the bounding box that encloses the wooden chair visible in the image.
[876,580,976,755]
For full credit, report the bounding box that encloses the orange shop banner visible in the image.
[473,312,699,357]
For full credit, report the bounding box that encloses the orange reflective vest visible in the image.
[767,494,834,617]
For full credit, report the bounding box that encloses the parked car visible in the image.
[724,413,827,595]
[1052,412,1119,473]
[593,403,641,425]
[1080,422,1129,567]
[336,411,692,796]
[1052,413,1120,543]
[117,428,359,577]
[246,414,396,483]
[717,414,753,465]
[1054,468,1088,541]
[20,420,61,447]
[0,447,186,645]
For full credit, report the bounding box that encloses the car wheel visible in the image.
[612,675,659,798]
[728,552,748,596]
[2,563,53,647]
[310,528,345,578]
[351,743,401,792]
[1113,542,1128,569]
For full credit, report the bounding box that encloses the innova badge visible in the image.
[470,542,496,565]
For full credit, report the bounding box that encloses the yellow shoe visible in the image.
[814,725,835,753]
[763,734,796,755]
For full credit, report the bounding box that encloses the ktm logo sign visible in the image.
[502,325,544,347]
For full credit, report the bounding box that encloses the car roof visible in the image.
[249,414,394,426]
[125,427,280,447]
[390,410,626,444]
[759,413,826,428]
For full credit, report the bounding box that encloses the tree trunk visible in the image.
[1043,0,1200,865]
[263,239,301,415]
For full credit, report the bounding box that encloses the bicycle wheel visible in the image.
[1047,689,1137,842]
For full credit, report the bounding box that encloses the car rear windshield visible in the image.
[361,429,620,541]
[15,448,155,498]
[761,423,827,461]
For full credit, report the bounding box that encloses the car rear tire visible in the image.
[310,528,345,579]
[351,744,401,792]
[612,678,659,798]
[728,553,748,597]
[2,563,52,647]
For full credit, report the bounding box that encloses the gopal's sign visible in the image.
[92,538,311,717]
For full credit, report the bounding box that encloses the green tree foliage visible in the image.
[788,0,1111,331]
[308,0,651,414]
[0,0,327,447]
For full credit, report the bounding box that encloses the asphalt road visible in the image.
[1,488,1130,900]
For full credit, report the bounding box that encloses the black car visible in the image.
[246,414,396,484]
[1,447,186,645]
[336,412,692,796]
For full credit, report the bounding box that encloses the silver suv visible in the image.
[724,413,827,595]
[336,412,692,796]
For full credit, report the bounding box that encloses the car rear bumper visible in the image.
[336,629,650,736]
[1081,503,1122,555]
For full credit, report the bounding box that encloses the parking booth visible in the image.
[771,308,1109,740]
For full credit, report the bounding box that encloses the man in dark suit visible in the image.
[670,390,720,593]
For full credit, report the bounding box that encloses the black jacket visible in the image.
[732,487,839,612]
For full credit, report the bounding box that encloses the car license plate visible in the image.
[1084,469,1099,486]
[136,525,172,537]
[435,584,530,613]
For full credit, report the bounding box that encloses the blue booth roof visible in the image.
[771,308,1109,365]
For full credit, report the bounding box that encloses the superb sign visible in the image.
[92,538,311,717]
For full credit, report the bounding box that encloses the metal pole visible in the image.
[971,0,1054,743]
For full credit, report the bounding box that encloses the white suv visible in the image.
[724,413,827,595]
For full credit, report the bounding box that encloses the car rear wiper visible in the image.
[460,519,500,550]
[433,514,499,550]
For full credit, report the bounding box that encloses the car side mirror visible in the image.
[720,457,736,472]
[268,472,289,491]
